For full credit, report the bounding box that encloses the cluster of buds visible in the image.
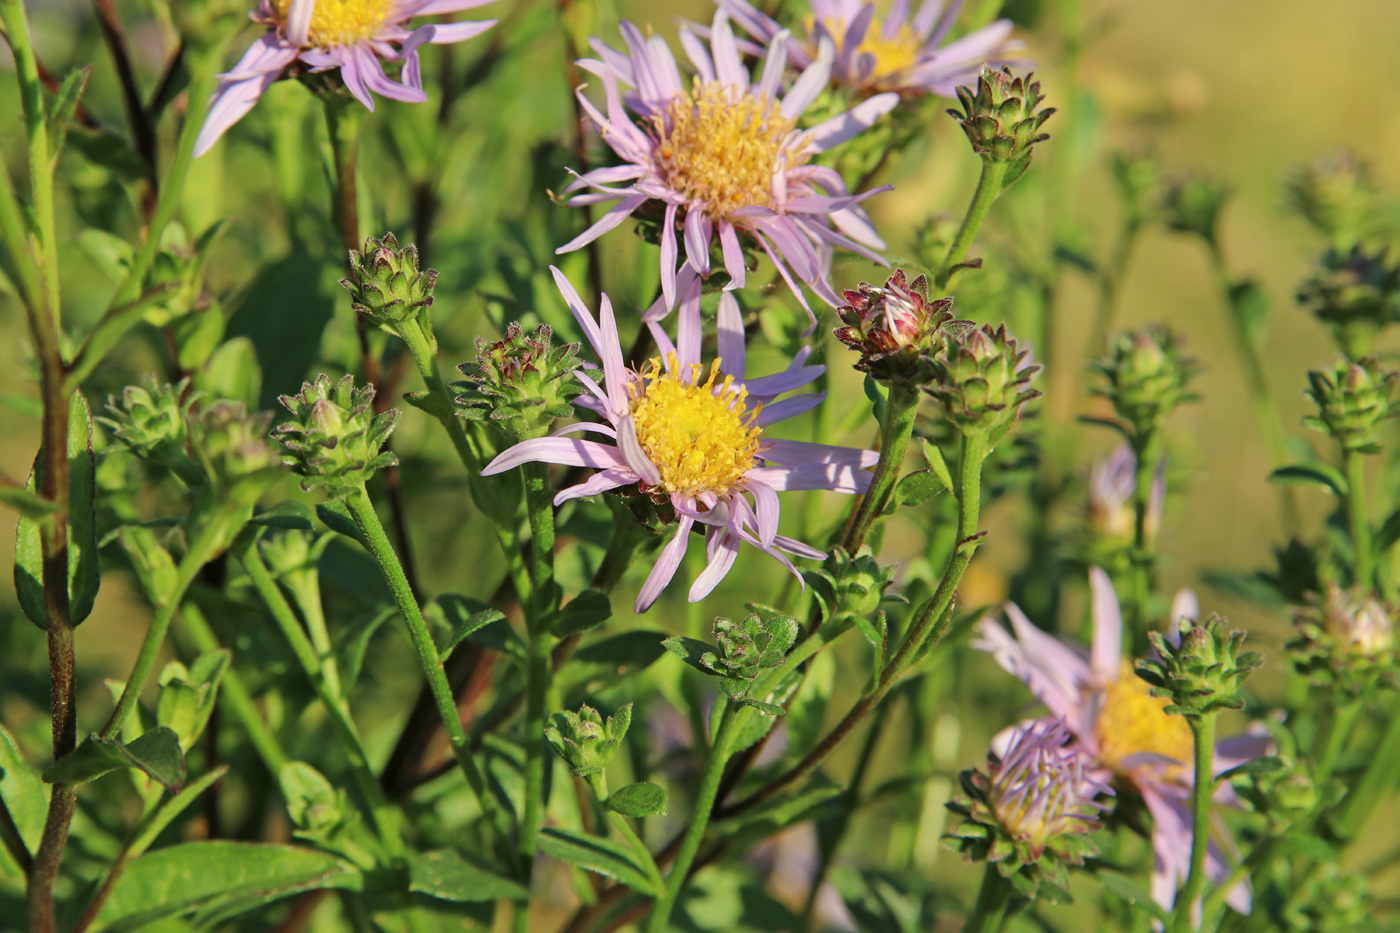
[187,401,279,501]
[1287,150,1378,249]
[1163,174,1231,245]
[945,720,1111,901]
[1296,245,1400,359]
[833,270,958,390]
[662,613,799,710]
[1091,328,1199,443]
[1282,863,1372,933]
[948,67,1055,184]
[1303,356,1399,454]
[272,374,400,496]
[455,322,583,441]
[1110,149,1163,225]
[1137,615,1263,718]
[100,377,200,475]
[341,233,437,335]
[805,547,901,633]
[1289,583,1395,695]
[926,324,1042,439]
[544,703,631,777]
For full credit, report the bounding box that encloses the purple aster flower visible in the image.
[194,0,498,156]
[557,10,899,329]
[1087,444,1165,542]
[715,0,1025,99]
[481,268,879,613]
[975,567,1272,918]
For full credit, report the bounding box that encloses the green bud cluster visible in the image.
[544,704,632,777]
[456,322,584,441]
[1287,150,1378,249]
[947,67,1055,180]
[1137,615,1262,718]
[1288,583,1395,696]
[1163,175,1231,244]
[805,547,900,631]
[272,374,400,496]
[1303,356,1398,454]
[188,400,279,496]
[1296,245,1400,358]
[341,233,437,334]
[1090,327,1199,442]
[832,270,958,390]
[1110,149,1163,223]
[100,376,198,469]
[926,323,1042,438]
[1281,863,1371,933]
[662,612,799,709]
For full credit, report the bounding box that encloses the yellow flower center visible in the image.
[655,79,805,222]
[810,15,922,90]
[275,0,395,47]
[1094,661,1194,776]
[629,354,763,497]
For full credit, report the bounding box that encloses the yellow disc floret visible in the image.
[1094,661,1194,776]
[275,0,395,47]
[629,354,763,497]
[655,79,804,221]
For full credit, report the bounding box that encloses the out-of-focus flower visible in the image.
[833,269,956,389]
[1290,582,1396,694]
[976,568,1270,916]
[1163,175,1230,245]
[1296,245,1400,359]
[1287,150,1379,249]
[716,0,1025,99]
[1303,355,1399,454]
[1090,327,1199,442]
[194,0,498,156]
[1087,444,1164,544]
[557,11,898,328]
[482,268,878,613]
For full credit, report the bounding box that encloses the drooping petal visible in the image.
[760,439,879,467]
[1089,566,1123,683]
[427,19,497,44]
[690,527,741,601]
[554,467,636,505]
[637,516,695,612]
[616,415,662,487]
[556,195,648,255]
[194,35,299,156]
[482,437,628,475]
[338,45,377,110]
[719,221,747,290]
[748,479,781,547]
[716,292,746,377]
[287,0,315,46]
[805,93,900,152]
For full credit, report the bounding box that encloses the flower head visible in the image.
[273,373,399,496]
[833,269,957,389]
[975,568,1270,916]
[1289,582,1396,695]
[557,11,900,328]
[482,268,878,613]
[194,0,498,156]
[717,0,1026,99]
[1303,355,1400,454]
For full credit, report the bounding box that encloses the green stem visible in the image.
[1172,713,1218,933]
[1088,219,1142,359]
[324,96,364,259]
[519,461,558,886]
[840,385,919,556]
[646,700,744,933]
[963,863,1012,933]
[587,773,665,894]
[1314,698,1363,787]
[345,487,501,830]
[1335,699,1400,839]
[1345,449,1372,590]
[1126,431,1161,643]
[935,160,1009,291]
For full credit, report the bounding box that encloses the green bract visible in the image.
[1163,174,1231,244]
[272,374,400,496]
[341,233,437,334]
[1091,327,1199,442]
[100,376,198,469]
[455,322,583,442]
[926,323,1042,438]
[1303,356,1399,454]
[947,66,1055,181]
[544,704,632,778]
[1137,614,1263,718]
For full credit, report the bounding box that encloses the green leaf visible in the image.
[606,782,667,818]
[736,698,786,716]
[316,500,364,545]
[46,66,90,166]
[403,390,456,422]
[1217,756,1284,782]
[539,827,659,895]
[409,848,528,902]
[1096,870,1169,924]
[554,588,612,637]
[78,228,135,284]
[66,125,147,181]
[156,650,229,750]
[661,636,720,675]
[0,725,45,866]
[15,391,100,629]
[1374,508,1400,556]
[466,618,526,659]
[43,728,186,793]
[194,337,262,410]
[890,470,944,512]
[429,594,506,661]
[117,526,179,606]
[1078,415,1132,441]
[560,631,671,691]
[917,437,955,493]
[1269,463,1347,497]
[87,841,361,933]
[0,482,59,521]
[717,774,844,836]
[247,501,315,530]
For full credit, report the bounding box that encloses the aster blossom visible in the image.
[481,268,879,613]
[975,567,1271,917]
[557,10,899,328]
[194,0,498,156]
[716,0,1025,99]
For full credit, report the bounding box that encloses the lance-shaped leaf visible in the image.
[42,727,186,793]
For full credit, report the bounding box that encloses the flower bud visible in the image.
[926,323,1042,438]
[1110,149,1163,224]
[100,376,198,469]
[833,270,957,389]
[1086,445,1164,544]
[1302,356,1399,454]
[806,547,900,630]
[544,703,632,777]
[341,233,437,334]
[1289,582,1395,695]
[1090,327,1199,442]
[947,67,1055,179]
[1296,245,1400,359]
[1287,150,1378,249]
[1138,615,1263,718]
[455,322,583,441]
[1163,175,1230,244]
[662,612,799,705]
[272,374,400,496]
[190,401,278,485]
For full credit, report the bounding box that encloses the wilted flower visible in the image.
[557,10,898,328]
[1290,583,1396,694]
[1303,356,1399,454]
[716,0,1025,99]
[833,269,957,388]
[1087,444,1164,544]
[976,568,1269,915]
[482,269,877,613]
[194,0,498,156]
[273,374,400,495]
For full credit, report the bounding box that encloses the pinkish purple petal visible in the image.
[428,19,496,44]
[745,463,872,494]
[684,209,713,278]
[756,393,825,427]
[749,479,781,546]
[287,0,314,46]
[482,437,627,475]
[780,37,835,120]
[616,415,662,487]
[554,467,636,505]
[557,195,647,255]
[1089,566,1123,683]
[716,292,746,376]
[760,439,880,467]
[690,528,741,601]
[637,516,695,612]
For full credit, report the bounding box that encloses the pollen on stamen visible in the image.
[275,0,395,47]
[629,354,764,497]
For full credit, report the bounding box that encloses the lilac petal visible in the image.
[194,39,298,156]
[973,615,1089,732]
[661,203,679,309]
[935,19,1016,67]
[690,528,741,601]
[744,365,824,397]
[557,195,647,254]
[403,49,423,91]
[780,36,835,120]
[756,392,824,427]
[679,28,716,83]
[637,516,695,612]
[564,164,648,193]
[1141,787,1192,916]
[886,0,912,32]
[482,437,627,475]
[1006,602,1095,698]
[616,415,662,487]
[745,463,872,494]
[773,534,824,560]
[576,60,651,157]
[755,29,789,100]
[428,20,497,44]
[597,292,630,412]
[551,422,617,439]
[915,0,954,39]
[676,272,703,369]
[550,266,606,361]
[359,48,430,103]
[710,10,749,88]
[411,0,498,13]
[287,0,315,46]
[807,93,899,152]
[684,209,712,278]
[760,439,879,467]
[554,467,636,505]
[1169,588,1200,628]
[749,479,780,546]
[1214,726,1274,776]
[1089,566,1123,683]
[716,292,746,377]
[221,32,300,80]
[719,222,747,290]
[339,46,377,110]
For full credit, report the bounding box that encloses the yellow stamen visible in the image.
[655,79,804,222]
[629,354,763,497]
[1094,661,1194,776]
[810,15,922,91]
[275,0,395,47]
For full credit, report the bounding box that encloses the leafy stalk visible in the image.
[841,385,919,554]
[1171,712,1218,932]
[963,862,1013,933]
[934,160,1008,291]
[1344,449,1372,590]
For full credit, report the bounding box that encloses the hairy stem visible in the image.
[1345,449,1372,590]
[934,160,1008,291]
[1172,713,1218,932]
[519,461,559,897]
[840,385,919,556]
[963,863,1012,933]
